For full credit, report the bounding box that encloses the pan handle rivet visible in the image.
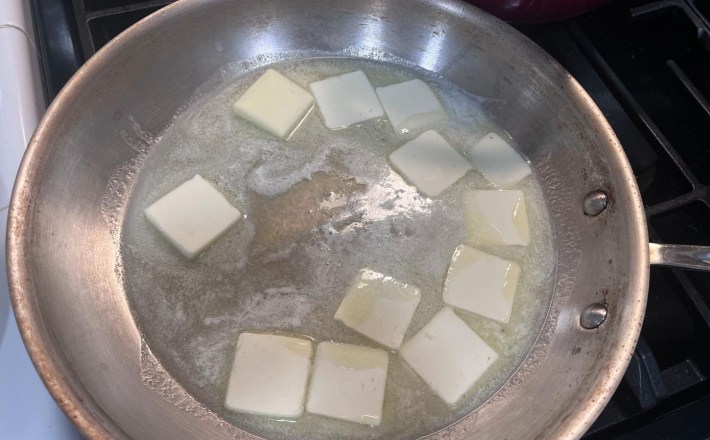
[580,303,607,329]
[583,190,608,216]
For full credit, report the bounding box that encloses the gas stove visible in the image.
[2,0,709,438]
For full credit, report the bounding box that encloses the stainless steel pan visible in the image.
[7,0,710,439]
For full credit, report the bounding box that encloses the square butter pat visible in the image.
[225,333,313,418]
[335,269,421,349]
[400,308,498,405]
[309,70,384,129]
[376,79,447,133]
[306,342,389,426]
[232,69,314,139]
[389,130,472,197]
[144,174,241,259]
[469,132,531,187]
[465,190,530,246]
[442,245,520,324]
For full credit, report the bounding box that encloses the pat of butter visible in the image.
[389,130,472,197]
[144,174,241,259]
[469,132,531,187]
[465,190,530,246]
[334,269,421,349]
[225,333,313,418]
[309,70,384,129]
[376,79,447,133]
[306,342,389,426]
[442,245,520,324]
[232,69,314,139]
[400,308,498,405]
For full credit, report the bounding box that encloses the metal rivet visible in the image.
[580,303,607,329]
[583,190,608,216]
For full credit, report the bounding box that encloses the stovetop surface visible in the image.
[30,0,710,438]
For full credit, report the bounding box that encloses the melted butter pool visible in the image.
[120,57,556,440]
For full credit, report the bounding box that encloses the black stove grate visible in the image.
[30,1,710,438]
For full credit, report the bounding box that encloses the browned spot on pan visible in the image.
[248,172,365,248]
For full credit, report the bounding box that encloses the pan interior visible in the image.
[118,55,557,440]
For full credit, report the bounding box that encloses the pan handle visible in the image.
[649,243,710,271]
